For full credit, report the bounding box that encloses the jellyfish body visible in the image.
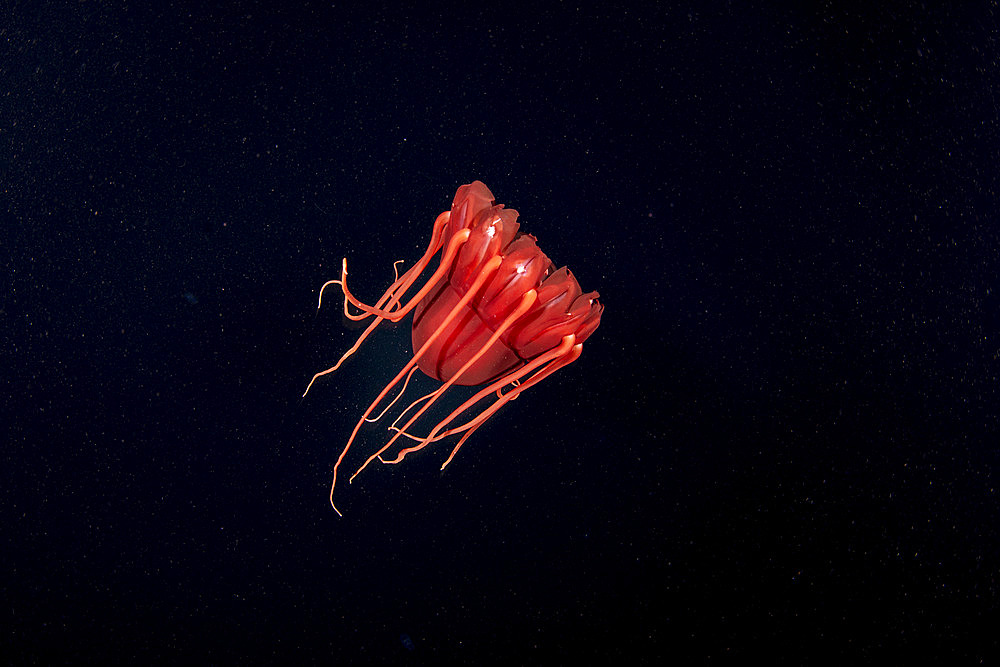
[305,182,603,515]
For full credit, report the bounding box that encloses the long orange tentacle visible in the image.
[302,316,383,398]
[316,258,407,321]
[320,211,450,321]
[338,227,471,321]
[329,254,502,514]
[365,366,419,423]
[301,211,452,398]
[343,255,502,485]
[366,289,538,466]
[438,340,583,469]
[429,341,583,447]
[384,334,578,463]
[387,390,437,433]
[385,351,571,445]
[350,211,450,314]
[385,348,570,445]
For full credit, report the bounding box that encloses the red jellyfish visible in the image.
[304,181,603,515]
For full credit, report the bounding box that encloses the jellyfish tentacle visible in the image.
[338,227,470,321]
[385,335,578,464]
[439,339,582,470]
[329,254,502,514]
[302,212,453,398]
[366,366,419,423]
[371,289,538,466]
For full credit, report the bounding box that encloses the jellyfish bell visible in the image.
[304,181,603,515]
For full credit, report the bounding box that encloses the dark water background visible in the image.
[4,2,998,663]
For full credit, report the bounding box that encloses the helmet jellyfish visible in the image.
[304,181,603,515]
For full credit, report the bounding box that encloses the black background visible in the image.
[4,2,998,663]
